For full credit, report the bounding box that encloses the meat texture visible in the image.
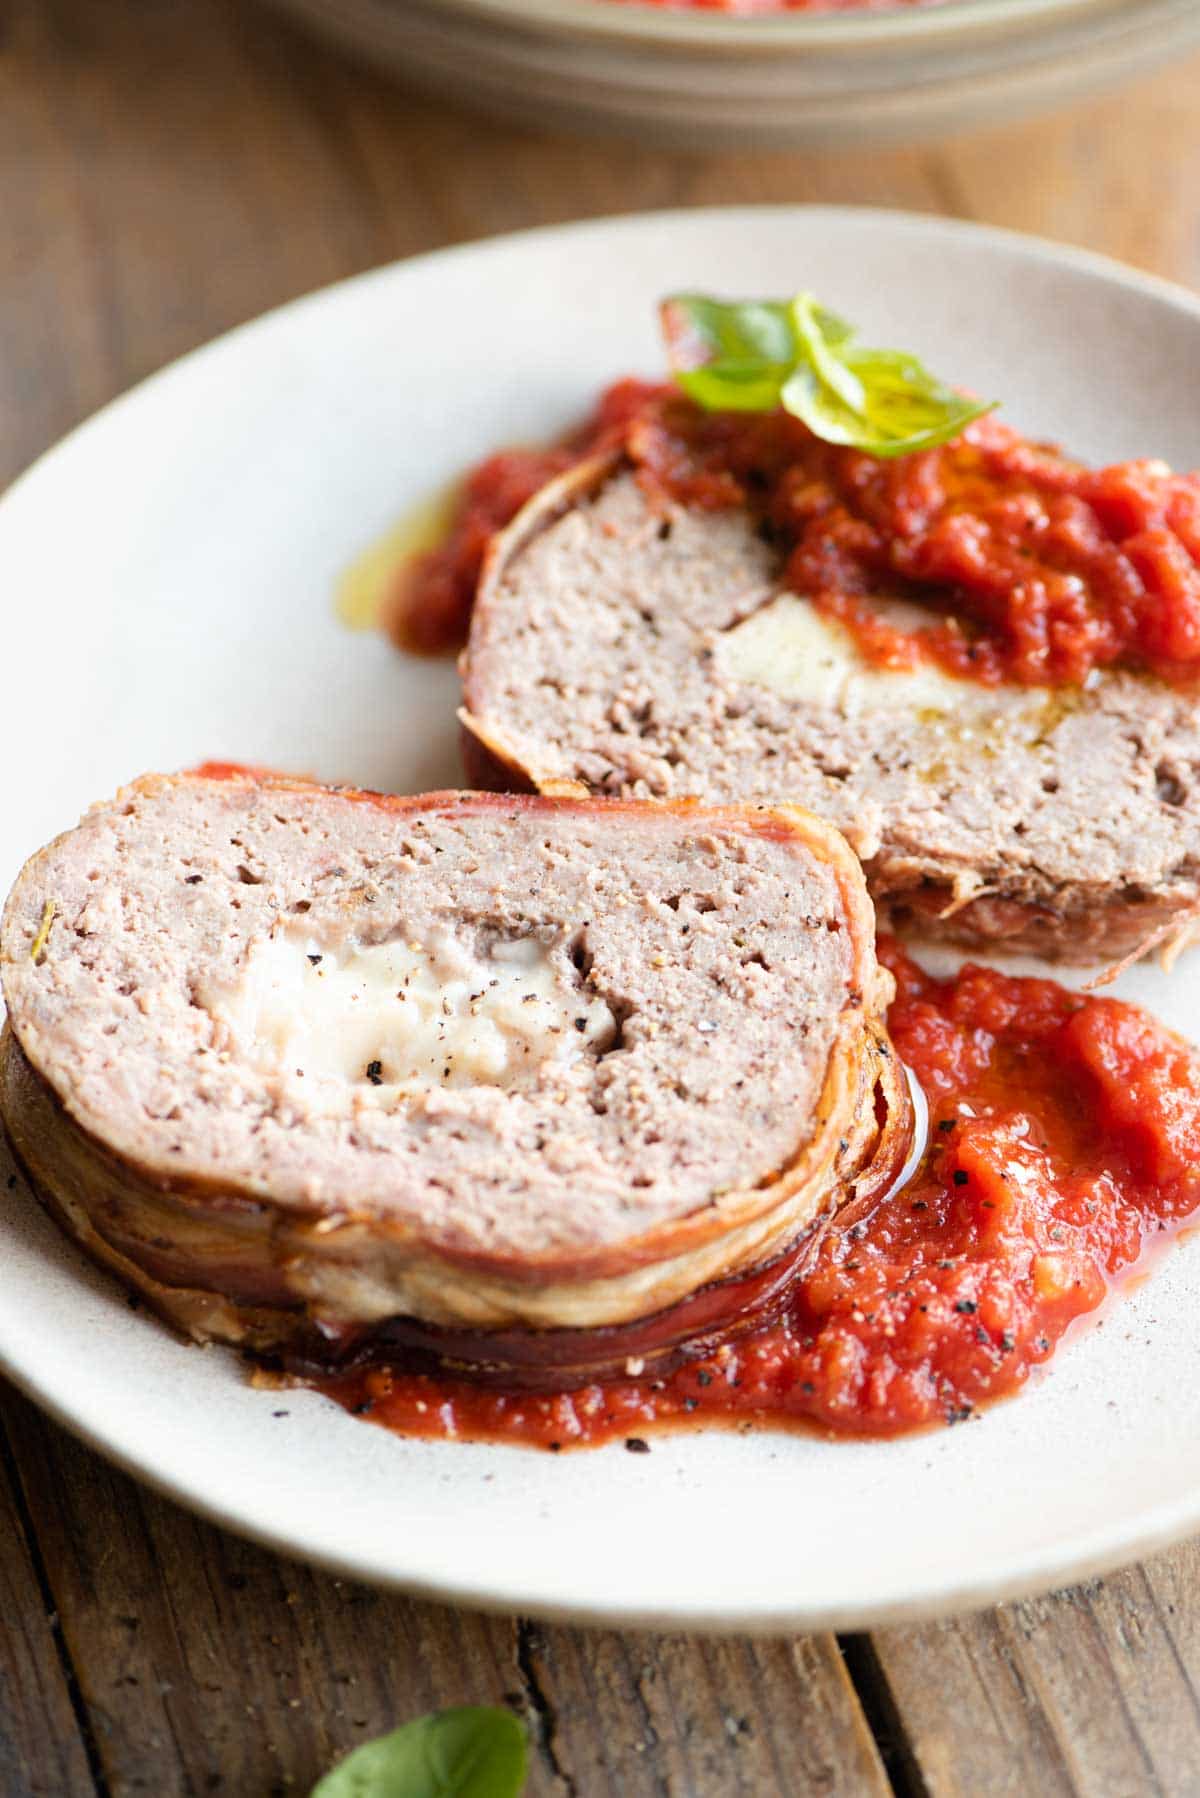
[0,771,909,1378]
[462,457,1200,962]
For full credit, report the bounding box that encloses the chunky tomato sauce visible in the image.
[315,942,1200,1447]
[390,383,1200,688]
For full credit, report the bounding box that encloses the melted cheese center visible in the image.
[205,929,616,1096]
[718,593,1059,730]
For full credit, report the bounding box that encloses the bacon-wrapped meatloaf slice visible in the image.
[0,770,909,1384]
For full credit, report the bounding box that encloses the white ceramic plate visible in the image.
[264,0,1200,150]
[3,207,1200,1632]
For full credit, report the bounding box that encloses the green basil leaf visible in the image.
[840,345,931,392]
[660,288,996,458]
[660,293,861,416]
[780,365,878,449]
[661,293,797,370]
[675,360,789,415]
[311,1706,527,1798]
[841,345,991,453]
[660,295,794,413]
[790,293,867,417]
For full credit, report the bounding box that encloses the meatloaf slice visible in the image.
[0,770,908,1381]
[461,456,1200,963]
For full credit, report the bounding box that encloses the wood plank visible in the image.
[0,0,952,498]
[518,1622,891,1796]
[0,1417,95,1797]
[0,0,396,476]
[2,1384,886,1797]
[930,54,1200,287]
[0,1383,516,1797]
[866,1543,1200,1797]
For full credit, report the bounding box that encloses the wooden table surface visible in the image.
[5,4,1200,1794]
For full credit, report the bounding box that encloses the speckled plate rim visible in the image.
[0,1308,1197,1635]
[2,205,1200,1632]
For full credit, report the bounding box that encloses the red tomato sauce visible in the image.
[381,380,663,654]
[389,383,1200,688]
[313,942,1200,1448]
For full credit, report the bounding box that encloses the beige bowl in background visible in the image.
[263,0,1200,148]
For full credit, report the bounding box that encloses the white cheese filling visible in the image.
[203,928,616,1098]
[717,593,1061,732]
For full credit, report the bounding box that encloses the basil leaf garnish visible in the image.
[311,1705,527,1798]
[660,290,995,458]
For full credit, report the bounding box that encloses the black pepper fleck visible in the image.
[625,1437,651,1454]
[365,1060,383,1086]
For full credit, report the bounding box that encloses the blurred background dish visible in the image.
[262,0,1200,147]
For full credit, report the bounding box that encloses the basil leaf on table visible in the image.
[660,289,995,457]
[311,1705,527,1798]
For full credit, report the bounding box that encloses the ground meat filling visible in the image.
[1,778,860,1266]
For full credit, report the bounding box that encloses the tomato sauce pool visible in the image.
[313,942,1200,1448]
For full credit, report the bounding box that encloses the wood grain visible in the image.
[3,0,1200,1793]
[2,1385,887,1797]
[0,1417,95,1797]
[867,1550,1200,1798]
[928,60,1200,291]
[515,1622,889,1795]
